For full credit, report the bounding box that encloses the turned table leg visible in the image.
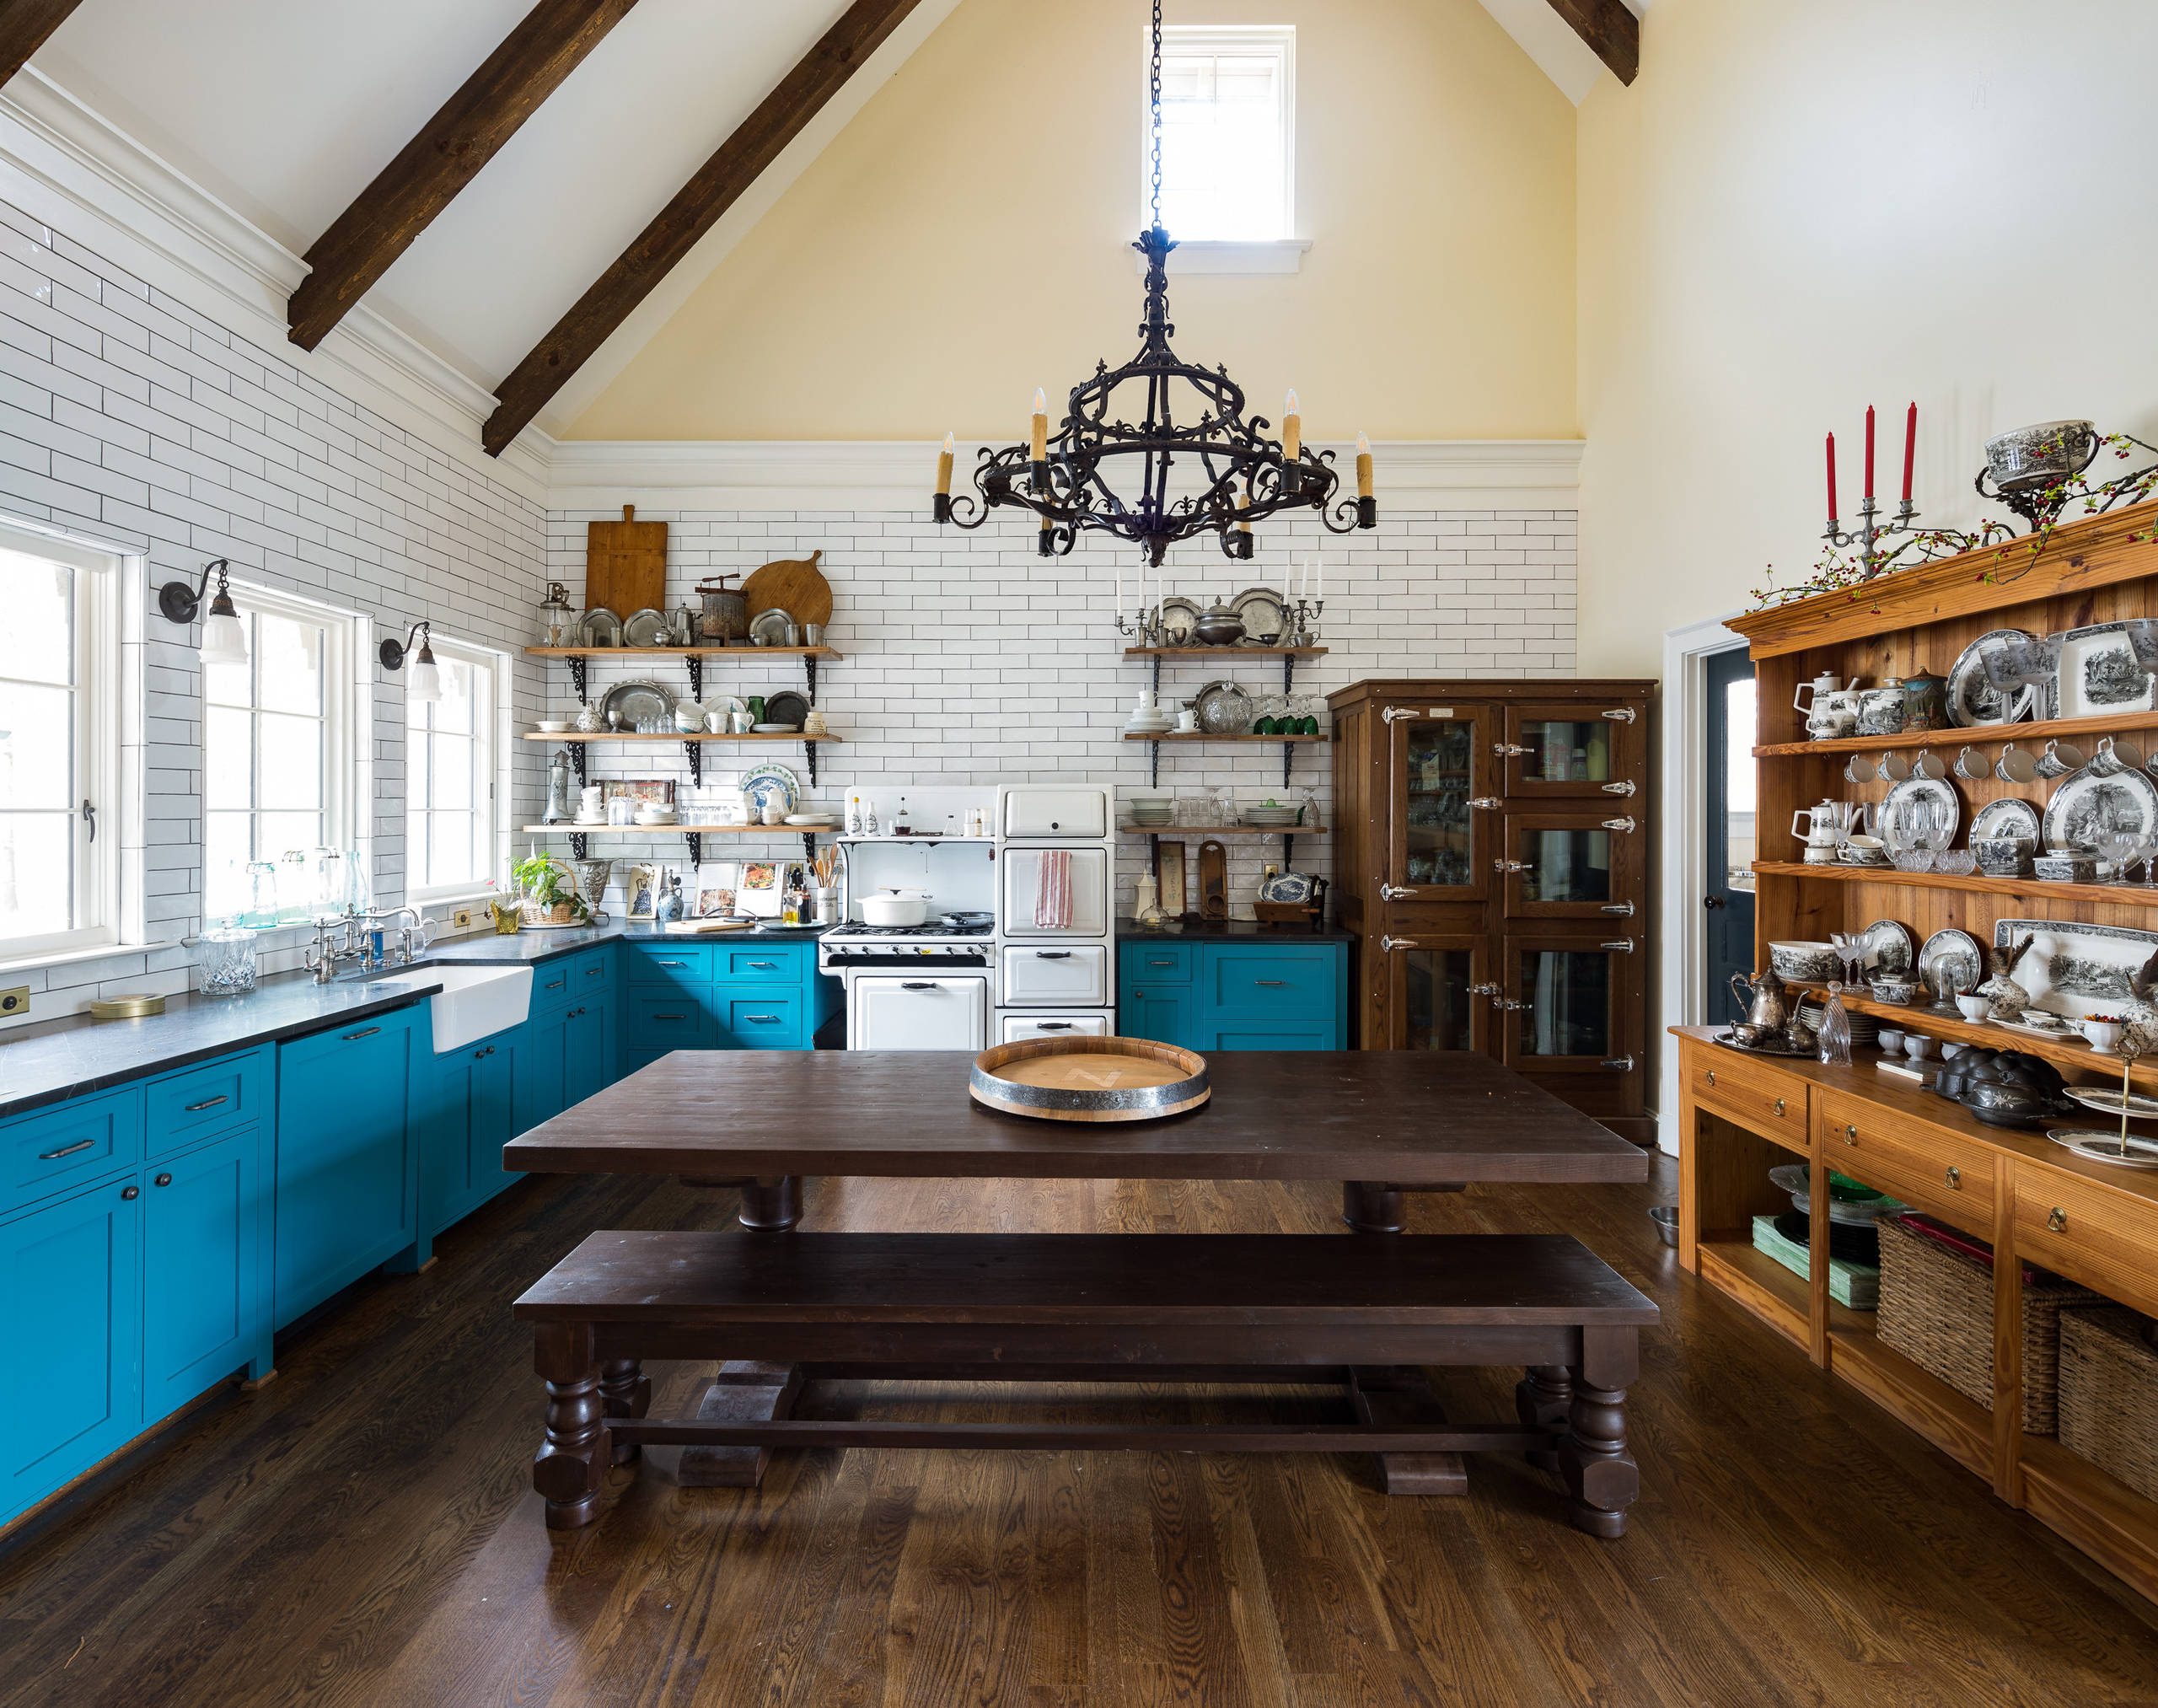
[599,1358,652,1466]
[1514,1364,1572,1474]
[1562,1328,1640,1538]
[532,1322,609,1530]
[677,1175,805,1489]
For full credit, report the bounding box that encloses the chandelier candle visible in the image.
[1356,433,1376,527]
[1235,490,1253,559]
[1282,391,1302,491]
[1030,389,1049,492]
[932,431,955,521]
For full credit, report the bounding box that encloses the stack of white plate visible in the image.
[1800,998,1879,1047]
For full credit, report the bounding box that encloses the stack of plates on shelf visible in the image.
[1242,805,1298,828]
[1799,998,1879,1047]
[1124,706,1175,735]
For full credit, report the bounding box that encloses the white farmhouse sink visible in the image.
[374,964,534,1053]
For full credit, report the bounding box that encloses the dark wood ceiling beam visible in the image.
[0,0,86,88]
[481,0,923,456]
[1546,0,1638,86]
[288,0,641,351]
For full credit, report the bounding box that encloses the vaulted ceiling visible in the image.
[16,0,1640,451]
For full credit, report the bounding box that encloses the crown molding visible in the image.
[545,438,1582,514]
[0,68,550,500]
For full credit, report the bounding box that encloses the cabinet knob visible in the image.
[154,1172,173,1188]
[2048,1206,2068,1233]
[121,1184,139,1200]
[1946,1165,1961,1189]
[1772,1097,1786,1117]
[1705,1069,1716,1088]
[1843,1123,1857,1145]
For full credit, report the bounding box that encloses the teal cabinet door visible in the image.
[421,1034,519,1237]
[1119,983,1198,1050]
[516,1007,568,1135]
[273,1009,419,1327]
[1,1176,141,1523]
[563,1001,609,1104]
[142,1127,264,1422]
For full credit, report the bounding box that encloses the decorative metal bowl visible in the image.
[1984,420,2098,493]
[969,1037,1210,1123]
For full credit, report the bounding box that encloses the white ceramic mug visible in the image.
[2092,734,2147,776]
[1908,748,1947,781]
[1876,749,1913,782]
[1952,744,1988,781]
[1844,752,1876,784]
[1996,742,2038,783]
[2036,738,2085,778]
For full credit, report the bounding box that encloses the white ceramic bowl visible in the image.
[535,719,569,733]
[1768,939,1838,983]
[2074,1016,2126,1055]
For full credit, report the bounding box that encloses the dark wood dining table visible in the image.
[506,1048,1651,1497]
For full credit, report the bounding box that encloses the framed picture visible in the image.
[695,861,739,918]
[625,862,661,921]
[603,778,675,807]
[738,860,781,918]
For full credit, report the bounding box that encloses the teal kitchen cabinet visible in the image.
[141,1125,266,1421]
[1119,938,1347,1051]
[0,1174,142,1522]
[563,998,612,1104]
[623,939,837,1068]
[274,1005,421,1327]
[419,1031,520,1242]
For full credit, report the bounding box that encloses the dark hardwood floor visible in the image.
[4,1155,2156,1707]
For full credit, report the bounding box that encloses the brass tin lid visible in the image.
[89,994,167,1018]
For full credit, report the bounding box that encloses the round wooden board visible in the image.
[969,1036,1210,1123]
[741,550,832,629]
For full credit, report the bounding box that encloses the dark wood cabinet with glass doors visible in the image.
[1329,678,1656,1142]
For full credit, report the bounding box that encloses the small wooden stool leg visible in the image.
[532,1323,609,1530]
[1561,1377,1638,1537]
[1514,1364,1572,1473]
[1342,1181,1404,1234]
[599,1357,652,1466]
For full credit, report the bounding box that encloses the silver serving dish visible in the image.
[1984,419,2098,493]
[1193,679,1253,734]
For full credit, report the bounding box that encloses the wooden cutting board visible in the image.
[740,550,831,629]
[586,505,667,616]
[1198,839,1228,919]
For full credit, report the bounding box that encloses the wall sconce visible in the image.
[380,620,441,702]
[155,557,249,667]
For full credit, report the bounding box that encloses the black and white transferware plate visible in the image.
[1969,797,2042,844]
[2043,764,2158,851]
[1863,917,1916,976]
[1919,928,1984,999]
[1946,627,2039,726]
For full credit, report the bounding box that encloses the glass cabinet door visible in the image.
[1498,932,1640,1081]
[1498,810,1641,921]
[1499,702,1643,802]
[1385,705,1495,900]
[1383,934,1490,1053]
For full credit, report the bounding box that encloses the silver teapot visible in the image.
[1728,969,1792,1035]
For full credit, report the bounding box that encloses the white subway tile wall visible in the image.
[541,509,1576,916]
[0,197,549,1029]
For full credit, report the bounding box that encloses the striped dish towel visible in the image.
[1034,850,1073,929]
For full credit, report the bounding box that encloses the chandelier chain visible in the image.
[1148,0,1162,228]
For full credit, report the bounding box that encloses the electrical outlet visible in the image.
[0,986,28,1019]
[452,907,475,931]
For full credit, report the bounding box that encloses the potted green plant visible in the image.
[513,852,591,927]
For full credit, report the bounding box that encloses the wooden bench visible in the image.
[515,1231,1658,1533]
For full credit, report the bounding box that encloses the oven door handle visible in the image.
[900,981,940,991]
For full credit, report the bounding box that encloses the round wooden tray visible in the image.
[969,1037,1210,1123]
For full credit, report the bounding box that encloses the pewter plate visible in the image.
[1883,776,1960,849]
[1229,586,1288,645]
[621,606,671,647]
[598,677,676,731]
[2043,763,2158,851]
[1862,917,1915,977]
[1946,627,2039,726]
[1993,916,2158,1017]
[1919,928,1984,999]
[1157,595,1201,645]
[1969,797,2042,844]
[749,606,797,647]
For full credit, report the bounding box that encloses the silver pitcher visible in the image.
[1728,969,1791,1035]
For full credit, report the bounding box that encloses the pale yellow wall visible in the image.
[566,0,1578,443]
[1576,0,2158,679]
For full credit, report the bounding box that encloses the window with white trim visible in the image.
[201,584,354,924]
[1146,26,1295,241]
[404,636,501,900]
[0,529,118,959]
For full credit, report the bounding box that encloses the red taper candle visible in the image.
[1901,400,1917,503]
[1826,432,1839,520]
[1864,405,1876,500]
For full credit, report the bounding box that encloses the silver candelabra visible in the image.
[1823,494,1921,581]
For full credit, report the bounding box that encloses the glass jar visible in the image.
[199,923,257,996]
[539,581,575,648]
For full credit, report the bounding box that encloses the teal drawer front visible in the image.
[571,946,615,997]
[723,945,803,982]
[629,946,711,992]
[628,995,706,1049]
[1121,942,1196,986]
[3,1087,142,1215]
[1204,945,1341,1020]
[145,1048,266,1157]
[1205,1022,1339,1051]
[531,959,577,1012]
[713,988,803,1049]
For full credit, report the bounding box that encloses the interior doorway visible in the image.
[1702,647,1756,1023]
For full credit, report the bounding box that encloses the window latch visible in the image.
[81,798,95,844]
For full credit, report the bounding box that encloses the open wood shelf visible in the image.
[1118,822,1327,835]
[1123,732,1329,744]
[1828,1319,1995,1480]
[526,645,842,659]
[1753,859,2155,907]
[2020,1433,2158,1605]
[1124,645,1328,657]
[1755,707,2158,757]
[1786,982,2158,1091]
[521,824,834,836]
[1696,1236,1810,1351]
[523,732,842,743]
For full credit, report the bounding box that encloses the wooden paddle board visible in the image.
[741,550,832,629]
[586,505,667,617]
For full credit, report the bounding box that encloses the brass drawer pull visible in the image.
[1705,1070,1715,1088]
[1945,1165,1961,1189]
[2048,1206,2068,1233]
[1772,1097,1786,1117]
[1842,1123,1857,1145]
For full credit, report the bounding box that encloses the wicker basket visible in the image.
[1875,1212,2105,1434]
[2059,1307,2158,1502]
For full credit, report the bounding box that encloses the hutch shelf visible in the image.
[1683,502,2158,1605]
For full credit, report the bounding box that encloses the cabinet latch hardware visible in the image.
[900,982,937,991]
[1601,1055,1636,1072]
[1601,706,1638,722]
[1382,706,1416,723]
[1601,938,1636,953]
[1037,1023,1072,1030]
[1379,883,1414,900]
[1600,781,1638,797]
[1495,996,1532,1012]
[1494,742,1532,756]
[1469,980,1500,996]
[2048,1206,2068,1233]
[1602,816,1637,833]
[1946,1165,1961,1189]
[1494,859,1531,873]
[1705,1070,1716,1088]
[1601,901,1636,917]
[1842,1123,1857,1145]
[1468,795,1500,810]
[1772,1097,1786,1116]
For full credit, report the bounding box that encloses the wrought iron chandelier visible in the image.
[933,0,1376,565]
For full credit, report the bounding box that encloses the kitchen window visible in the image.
[1144,25,1300,264]
[404,635,502,900]
[201,584,354,924]
[0,526,119,961]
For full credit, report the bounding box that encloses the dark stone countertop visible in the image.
[0,921,837,1123]
[1114,918,1356,943]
